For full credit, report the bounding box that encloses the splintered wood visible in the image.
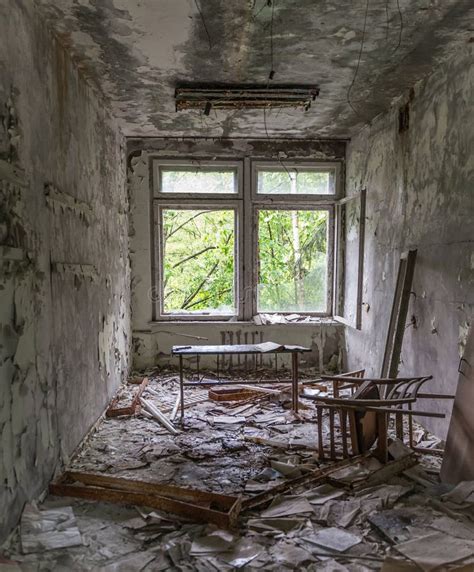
[105,377,149,418]
[50,472,241,529]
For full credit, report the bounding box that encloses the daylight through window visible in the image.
[154,160,338,319]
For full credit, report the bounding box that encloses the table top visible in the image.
[172,341,311,355]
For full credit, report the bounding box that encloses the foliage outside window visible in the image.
[154,160,337,319]
[162,209,235,314]
[258,210,328,312]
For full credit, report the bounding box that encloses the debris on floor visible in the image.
[2,369,474,571]
[20,503,83,553]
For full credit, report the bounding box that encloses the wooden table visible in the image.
[172,342,311,419]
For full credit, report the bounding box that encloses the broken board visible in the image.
[50,471,241,528]
[441,324,474,484]
[106,377,149,418]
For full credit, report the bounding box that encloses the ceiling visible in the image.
[37,0,473,139]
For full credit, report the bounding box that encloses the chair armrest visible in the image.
[302,395,416,406]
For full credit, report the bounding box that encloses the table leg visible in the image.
[291,353,299,413]
[179,355,184,420]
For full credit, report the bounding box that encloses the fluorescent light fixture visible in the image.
[175,84,320,112]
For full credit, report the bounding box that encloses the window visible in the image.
[256,166,336,195]
[257,209,329,313]
[161,208,236,315]
[153,159,339,320]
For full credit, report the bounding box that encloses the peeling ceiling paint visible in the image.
[36,0,474,138]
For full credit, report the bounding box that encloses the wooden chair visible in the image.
[303,374,449,463]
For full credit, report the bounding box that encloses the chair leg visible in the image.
[341,409,348,458]
[396,410,404,441]
[375,412,388,463]
[317,406,325,460]
[408,403,413,447]
[329,408,336,460]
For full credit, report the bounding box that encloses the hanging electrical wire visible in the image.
[393,0,403,53]
[268,0,275,80]
[346,0,370,119]
[194,0,212,50]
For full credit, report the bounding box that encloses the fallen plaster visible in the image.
[2,370,471,571]
[344,44,474,440]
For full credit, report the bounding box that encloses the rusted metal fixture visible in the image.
[175,85,320,112]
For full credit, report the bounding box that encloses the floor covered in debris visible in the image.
[2,370,474,571]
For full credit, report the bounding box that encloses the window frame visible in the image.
[251,160,342,202]
[151,157,340,322]
[154,200,243,321]
[252,204,334,318]
[153,158,243,199]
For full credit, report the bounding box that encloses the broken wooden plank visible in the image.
[242,454,371,511]
[209,386,270,402]
[441,324,474,484]
[348,453,417,491]
[106,377,149,418]
[50,471,241,529]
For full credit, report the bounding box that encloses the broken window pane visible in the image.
[257,168,334,195]
[160,167,237,193]
[162,209,235,314]
[258,210,328,313]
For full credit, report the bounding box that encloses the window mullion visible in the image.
[242,157,254,320]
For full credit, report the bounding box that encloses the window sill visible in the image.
[146,318,343,330]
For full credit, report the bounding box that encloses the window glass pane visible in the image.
[257,168,334,195]
[160,168,236,193]
[258,210,328,312]
[162,209,235,314]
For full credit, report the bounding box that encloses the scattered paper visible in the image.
[190,534,234,556]
[270,460,301,478]
[20,504,83,554]
[212,416,246,424]
[394,532,474,571]
[303,527,361,552]
[442,481,474,505]
[314,500,361,528]
[330,457,383,484]
[429,516,474,541]
[260,496,314,518]
[305,483,346,505]
[248,518,304,533]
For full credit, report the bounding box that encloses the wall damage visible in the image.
[0,0,130,543]
[344,44,474,439]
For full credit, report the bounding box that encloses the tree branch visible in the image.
[166,210,208,239]
[185,288,231,310]
[172,246,216,269]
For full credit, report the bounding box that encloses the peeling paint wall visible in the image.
[35,0,474,138]
[0,0,130,542]
[128,138,345,373]
[344,45,473,439]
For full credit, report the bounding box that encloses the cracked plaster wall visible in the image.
[344,45,473,439]
[128,138,345,373]
[0,0,130,542]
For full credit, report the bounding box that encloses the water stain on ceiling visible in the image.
[36,0,474,138]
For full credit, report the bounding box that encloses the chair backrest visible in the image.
[349,381,381,454]
[386,376,433,401]
[336,369,365,379]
